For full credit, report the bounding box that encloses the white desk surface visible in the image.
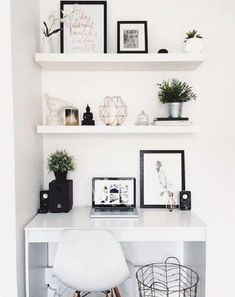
[25,207,207,242]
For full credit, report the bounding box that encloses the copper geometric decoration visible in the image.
[99,96,128,126]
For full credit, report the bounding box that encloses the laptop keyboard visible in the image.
[95,207,134,212]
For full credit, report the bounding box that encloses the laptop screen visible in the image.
[92,177,136,207]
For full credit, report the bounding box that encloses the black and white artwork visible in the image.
[140,151,185,208]
[124,29,139,48]
[92,178,135,206]
[117,21,148,53]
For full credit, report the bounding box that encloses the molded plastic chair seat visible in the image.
[53,229,130,293]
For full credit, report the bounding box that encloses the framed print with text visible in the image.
[60,1,107,53]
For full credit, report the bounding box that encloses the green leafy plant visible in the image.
[48,150,75,173]
[184,30,203,42]
[158,79,197,103]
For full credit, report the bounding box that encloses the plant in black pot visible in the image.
[48,149,75,182]
[158,78,197,118]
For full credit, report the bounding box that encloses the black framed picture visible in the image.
[60,1,107,53]
[140,150,185,208]
[117,21,148,53]
[92,177,136,207]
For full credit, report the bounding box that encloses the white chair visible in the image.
[53,229,130,297]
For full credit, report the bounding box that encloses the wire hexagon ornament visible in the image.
[99,96,128,126]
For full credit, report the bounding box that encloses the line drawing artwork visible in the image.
[155,160,176,208]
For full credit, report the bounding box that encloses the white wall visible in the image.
[40,1,235,296]
[0,1,18,296]
[11,0,43,296]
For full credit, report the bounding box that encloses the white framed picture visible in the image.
[117,21,148,53]
[140,150,185,208]
[92,177,136,207]
[60,1,107,53]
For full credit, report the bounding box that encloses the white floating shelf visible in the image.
[37,125,197,134]
[35,53,205,70]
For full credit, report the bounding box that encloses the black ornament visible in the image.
[158,48,168,54]
[82,104,95,126]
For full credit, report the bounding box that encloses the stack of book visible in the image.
[152,117,192,126]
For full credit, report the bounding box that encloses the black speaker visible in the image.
[49,180,73,213]
[180,191,191,210]
[39,191,49,213]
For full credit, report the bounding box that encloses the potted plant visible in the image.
[41,14,64,53]
[184,29,203,53]
[48,149,75,182]
[158,78,197,118]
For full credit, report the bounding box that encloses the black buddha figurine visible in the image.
[82,104,95,126]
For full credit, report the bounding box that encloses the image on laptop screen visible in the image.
[92,177,136,207]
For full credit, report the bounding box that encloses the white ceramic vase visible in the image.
[184,37,203,54]
[42,36,52,53]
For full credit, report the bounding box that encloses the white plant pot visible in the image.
[42,37,52,53]
[167,102,183,118]
[184,37,203,54]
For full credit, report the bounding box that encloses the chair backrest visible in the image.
[53,229,130,292]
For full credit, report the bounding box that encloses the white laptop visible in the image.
[90,177,139,218]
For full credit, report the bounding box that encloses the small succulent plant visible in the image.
[184,30,203,42]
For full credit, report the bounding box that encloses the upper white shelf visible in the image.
[35,53,205,71]
[37,125,197,134]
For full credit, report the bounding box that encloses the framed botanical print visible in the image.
[117,21,148,53]
[60,1,107,53]
[140,150,185,208]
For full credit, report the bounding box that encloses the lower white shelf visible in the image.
[37,125,197,134]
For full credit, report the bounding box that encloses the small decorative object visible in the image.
[45,93,67,126]
[117,21,148,53]
[99,96,127,126]
[41,15,63,53]
[82,104,95,126]
[60,1,107,53]
[65,103,79,126]
[184,29,203,53]
[140,150,185,208]
[48,149,75,182]
[158,79,197,118]
[135,110,149,126]
[92,178,136,205]
[158,48,168,54]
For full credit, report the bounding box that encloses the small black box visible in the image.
[39,191,49,213]
[179,191,191,211]
[49,180,73,213]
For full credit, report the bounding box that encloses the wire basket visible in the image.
[136,257,199,297]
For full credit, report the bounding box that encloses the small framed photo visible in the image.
[92,177,136,207]
[140,150,185,208]
[60,1,107,53]
[117,21,148,53]
[65,107,79,126]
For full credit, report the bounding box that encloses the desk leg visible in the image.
[184,241,206,297]
[25,232,48,297]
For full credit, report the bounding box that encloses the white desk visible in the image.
[25,207,207,297]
